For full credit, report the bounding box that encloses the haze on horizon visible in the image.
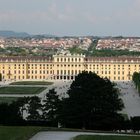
[0,0,140,36]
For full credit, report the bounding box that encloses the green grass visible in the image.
[0,97,18,104]
[74,135,140,140]
[0,126,42,140]
[10,81,53,85]
[0,126,86,140]
[0,87,46,94]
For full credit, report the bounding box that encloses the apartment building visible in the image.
[0,54,140,81]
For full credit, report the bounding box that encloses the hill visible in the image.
[0,30,30,38]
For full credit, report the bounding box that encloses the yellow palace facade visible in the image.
[0,53,140,81]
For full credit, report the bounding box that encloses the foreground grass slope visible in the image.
[74,135,140,140]
[0,126,140,140]
[0,126,42,140]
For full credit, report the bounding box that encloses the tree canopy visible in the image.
[42,88,60,124]
[132,72,140,94]
[59,71,124,129]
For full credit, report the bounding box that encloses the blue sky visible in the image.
[0,0,140,36]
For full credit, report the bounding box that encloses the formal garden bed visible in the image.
[10,81,53,85]
[0,87,46,94]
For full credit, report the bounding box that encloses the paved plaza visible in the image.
[116,81,140,118]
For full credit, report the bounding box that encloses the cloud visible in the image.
[0,0,76,24]
[85,14,111,24]
[0,11,17,22]
[46,2,76,22]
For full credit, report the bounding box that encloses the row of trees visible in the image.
[0,88,60,126]
[0,71,140,131]
[132,72,140,94]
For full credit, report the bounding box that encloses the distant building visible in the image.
[0,54,140,81]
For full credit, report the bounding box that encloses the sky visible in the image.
[0,0,140,36]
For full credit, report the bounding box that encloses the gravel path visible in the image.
[30,131,138,140]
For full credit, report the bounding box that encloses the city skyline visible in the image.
[0,0,140,36]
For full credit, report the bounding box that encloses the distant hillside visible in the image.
[0,30,57,38]
[32,34,57,38]
[0,30,30,38]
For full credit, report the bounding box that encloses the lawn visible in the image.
[0,126,42,140]
[0,97,18,104]
[74,135,140,140]
[0,87,46,94]
[10,81,53,85]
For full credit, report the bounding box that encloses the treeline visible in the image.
[90,49,140,57]
[0,89,60,127]
[0,71,140,132]
[132,72,140,94]
[69,40,140,57]
[0,99,140,132]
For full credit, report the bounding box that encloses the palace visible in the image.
[0,53,140,81]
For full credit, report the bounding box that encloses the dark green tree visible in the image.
[27,96,42,121]
[132,72,140,94]
[42,89,60,124]
[59,71,124,129]
[0,101,24,125]
[0,73,2,81]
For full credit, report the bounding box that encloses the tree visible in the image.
[59,71,124,129]
[0,101,24,125]
[132,72,140,94]
[42,89,60,125]
[27,96,42,121]
[8,100,24,124]
[0,73,2,81]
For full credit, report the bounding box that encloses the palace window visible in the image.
[61,70,63,75]
[57,70,59,75]
[75,70,77,75]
